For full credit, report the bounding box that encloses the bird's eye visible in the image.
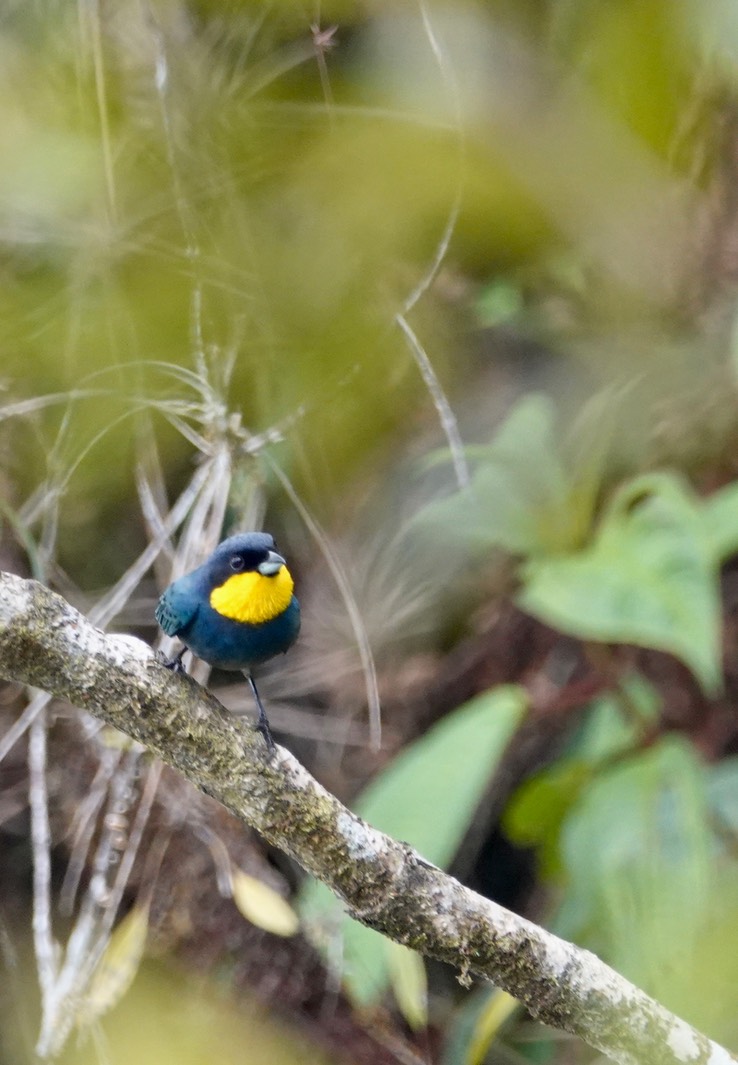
[229,555,245,572]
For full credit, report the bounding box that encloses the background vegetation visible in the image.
[3,0,738,1062]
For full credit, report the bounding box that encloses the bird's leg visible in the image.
[247,674,275,751]
[161,646,187,674]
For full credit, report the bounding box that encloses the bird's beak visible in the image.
[257,550,285,576]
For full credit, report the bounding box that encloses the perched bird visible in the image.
[155,532,300,749]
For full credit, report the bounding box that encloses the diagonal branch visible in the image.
[0,570,734,1065]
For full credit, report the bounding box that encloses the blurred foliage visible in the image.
[1,0,735,581]
[78,902,151,1032]
[520,471,725,693]
[506,723,738,1049]
[385,940,429,1032]
[300,687,527,1006]
[417,392,609,556]
[229,866,300,937]
[505,677,662,876]
[5,0,738,1062]
[452,989,520,1065]
[500,691,738,1051]
[418,397,738,692]
[1,909,338,1065]
[64,958,339,1065]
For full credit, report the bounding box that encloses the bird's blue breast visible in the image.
[180,594,300,671]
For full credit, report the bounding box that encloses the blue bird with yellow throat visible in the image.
[155,532,300,749]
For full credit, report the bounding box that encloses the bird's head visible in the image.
[207,532,286,584]
[207,533,294,624]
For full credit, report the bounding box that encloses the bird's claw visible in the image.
[158,649,187,674]
[256,718,276,752]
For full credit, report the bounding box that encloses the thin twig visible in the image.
[395,313,469,488]
[395,1,469,490]
[264,453,383,751]
[85,0,117,224]
[28,708,56,1000]
[59,748,123,916]
[94,758,163,957]
[0,690,51,766]
[35,750,143,1057]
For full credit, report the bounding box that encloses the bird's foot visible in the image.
[256,716,276,752]
[158,648,188,674]
[247,674,276,752]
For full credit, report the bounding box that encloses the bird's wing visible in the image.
[155,583,198,638]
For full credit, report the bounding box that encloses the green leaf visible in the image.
[555,737,712,996]
[567,674,661,767]
[385,941,428,1031]
[504,760,592,877]
[474,279,524,327]
[704,480,738,561]
[706,757,738,836]
[300,686,528,1005]
[518,472,723,694]
[415,394,587,556]
[505,679,661,877]
[464,989,519,1065]
[355,686,527,867]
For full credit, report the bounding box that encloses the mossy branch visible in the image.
[0,570,733,1065]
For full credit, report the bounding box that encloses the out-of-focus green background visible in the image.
[4,0,738,1062]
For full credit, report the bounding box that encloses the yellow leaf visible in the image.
[230,868,299,937]
[79,902,150,1027]
[385,940,427,1031]
[467,989,519,1065]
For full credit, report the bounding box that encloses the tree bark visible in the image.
[0,570,734,1065]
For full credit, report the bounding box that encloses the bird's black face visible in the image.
[207,532,284,586]
[226,547,269,574]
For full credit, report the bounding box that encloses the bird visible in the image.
[155,532,300,750]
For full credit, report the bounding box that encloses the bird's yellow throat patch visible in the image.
[209,567,294,625]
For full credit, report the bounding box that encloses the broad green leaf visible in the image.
[355,686,527,867]
[504,760,592,877]
[415,394,586,556]
[519,473,723,694]
[556,738,712,997]
[385,941,428,1031]
[706,756,738,836]
[300,686,528,1005]
[575,674,661,758]
[560,384,627,536]
[505,679,661,877]
[704,480,738,561]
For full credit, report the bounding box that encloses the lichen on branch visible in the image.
[0,570,733,1065]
